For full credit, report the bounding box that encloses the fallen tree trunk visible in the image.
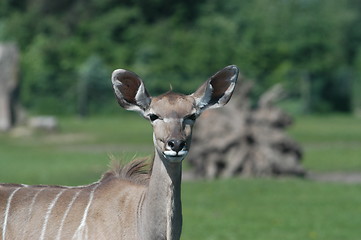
[187,76,305,179]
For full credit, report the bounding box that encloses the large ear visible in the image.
[111,69,151,114]
[191,65,239,113]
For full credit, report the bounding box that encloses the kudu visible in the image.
[0,65,239,240]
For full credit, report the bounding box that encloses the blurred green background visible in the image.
[1,0,361,239]
[1,0,361,115]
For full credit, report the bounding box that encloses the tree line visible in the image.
[0,0,360,115]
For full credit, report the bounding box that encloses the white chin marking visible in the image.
[163,150,188,162]
[164,150,177,156]
[178,150,188,156]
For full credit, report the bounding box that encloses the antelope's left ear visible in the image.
[191,65,239,113]
[111,69,151,114]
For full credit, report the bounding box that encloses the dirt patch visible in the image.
[61,144,153,153]
[307,171,361,184]
[42,133,95,144]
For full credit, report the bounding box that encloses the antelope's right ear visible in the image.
[111,69,151,114]
[191,65,239,114]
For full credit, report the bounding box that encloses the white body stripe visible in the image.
[27,189,46,219]
[166,191,172,240]
[55,190,82,240]
[2,187,21,240]
[72,184,99,239]
[20,188,46,238]
[39,189,66,240]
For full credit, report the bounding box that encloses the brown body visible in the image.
[0,176,144,239]
[0,65,239,240]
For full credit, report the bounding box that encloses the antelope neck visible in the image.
[139,149,182,240]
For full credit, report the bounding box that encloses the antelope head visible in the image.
[112,65,239,163]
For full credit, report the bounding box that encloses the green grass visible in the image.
[288,115,361,172]
[1,113,361,239]
[0,113,153,185]
[182,178,361,240]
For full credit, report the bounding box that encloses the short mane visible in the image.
[101,157,153,186]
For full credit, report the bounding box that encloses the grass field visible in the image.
[0,114,153,185]
[288,115,361,172]
[0,113,360,239]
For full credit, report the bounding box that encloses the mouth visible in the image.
[163,150,188,162]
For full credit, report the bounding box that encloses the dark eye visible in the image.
[148,114,159,122]
[186,113,197,121]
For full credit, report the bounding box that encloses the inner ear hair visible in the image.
[112,69,151,112]
[209,69,234,101]
[192,65,239,111]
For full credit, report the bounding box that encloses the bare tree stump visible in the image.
[187,76,305,179]
[0,43,19,131]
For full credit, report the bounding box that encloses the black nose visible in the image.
[167,140,186,152]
